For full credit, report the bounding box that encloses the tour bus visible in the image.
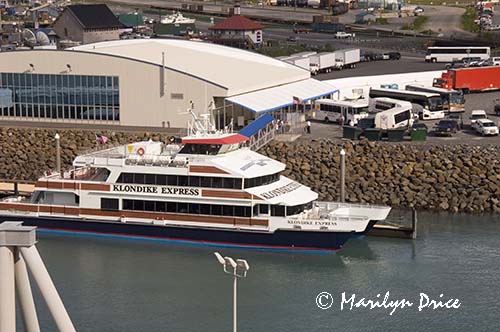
[361,98,414,130]
[424,46,490,63]
[369,88,445,120]
[314,98,369,126]
[405,84,465,113]
[374,106,414,130]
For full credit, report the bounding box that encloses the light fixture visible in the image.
[66,64,72,72]
[214,252,250,332]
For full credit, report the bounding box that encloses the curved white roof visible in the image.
[71,39,310,96]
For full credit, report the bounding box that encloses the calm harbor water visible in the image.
[25,212,499,332]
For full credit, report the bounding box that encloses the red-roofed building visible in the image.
[208,1,263,49]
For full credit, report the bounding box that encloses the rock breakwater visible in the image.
[0,128,498,213]
[260,140,499,213]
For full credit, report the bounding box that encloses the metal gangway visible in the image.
[239,114,276,151]
[0,221,76,332]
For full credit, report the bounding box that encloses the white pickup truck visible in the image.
[334,31,355,39]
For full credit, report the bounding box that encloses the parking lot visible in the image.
[300,91,500,146]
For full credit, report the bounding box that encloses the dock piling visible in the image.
[411,209,418,240]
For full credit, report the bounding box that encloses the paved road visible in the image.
[315,57,444,80]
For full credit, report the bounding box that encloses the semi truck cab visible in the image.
[433,72,453,90]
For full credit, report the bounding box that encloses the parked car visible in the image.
[491,57,500,66]
[434,119,459,136]
[286,36,298,42]
[471,119,499,136]
[447,113,464,130]
[414,6,424,14]
[385,52,401,60]
[412,122,428,130]
[469,110,488,124]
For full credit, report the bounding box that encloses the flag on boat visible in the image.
[293,96,302,105]
[95,134,108,144]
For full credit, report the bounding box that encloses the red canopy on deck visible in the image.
[182,133,249,145]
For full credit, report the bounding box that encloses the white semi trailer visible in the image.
[335,48,360,69]
[309,52,336,75]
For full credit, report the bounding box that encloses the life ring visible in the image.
[168,136,175,143]
[137,147,145,156]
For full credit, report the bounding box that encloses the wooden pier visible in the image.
[367,209,418,240]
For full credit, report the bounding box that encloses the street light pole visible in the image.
[55,133,61,178]
[214,252,249,332]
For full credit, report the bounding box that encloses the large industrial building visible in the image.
[0,39,337,129]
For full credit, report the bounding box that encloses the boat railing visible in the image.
[315,201,390,211]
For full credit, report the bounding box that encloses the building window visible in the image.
[170,93,184,100]
[0,73,119,122]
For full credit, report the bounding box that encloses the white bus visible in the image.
[374,106,414,130]
[314,98,369,126]
[405,84,465,113]
[361,98,414,130]
[424,46,490,63]
[369,88,445,120]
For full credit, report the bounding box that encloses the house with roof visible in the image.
[355,12,378,24]
[208,2,263,49]
[53,4,126,44]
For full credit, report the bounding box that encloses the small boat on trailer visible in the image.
[0,111,391,252]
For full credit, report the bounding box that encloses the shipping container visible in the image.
[433,66,500,93]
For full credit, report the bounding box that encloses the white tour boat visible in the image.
[0,111,390,251]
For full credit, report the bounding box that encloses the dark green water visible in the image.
[25,212,500,332]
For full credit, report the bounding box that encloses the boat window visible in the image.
[259,204,269,215]
[133,200,144,211]
[244,173,280,189]
[223,205,234,216]
[157,175,167,185]
[212,177,223,188]
[145,174,156,185]
[286,202,313,216]
[200,177,212,188]
[116,172,244,190]
[178,176,188,186]
[178,203,188,213]
[167,202,177,213]
[121,199,252,218]
[271,205,286,217]
[222,178,235,189]
[189,176,201,187]
[211,205,222,215]
[101,198,119,211]
[189,203,200,214]
[179,143,222,155]
[200,204,211,215]
[144,200,155,212]
[167,175,177,186]
[134,174,145,184]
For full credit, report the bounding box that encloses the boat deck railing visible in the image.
[315,201,390,211]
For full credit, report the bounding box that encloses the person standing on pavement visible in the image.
[306,120,311,134]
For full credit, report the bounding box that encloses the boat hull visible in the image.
[0,216,356,252]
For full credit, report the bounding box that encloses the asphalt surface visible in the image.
[315,57,444,80]
[301,91,500,146]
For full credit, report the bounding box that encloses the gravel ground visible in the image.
[300,91,500,146]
